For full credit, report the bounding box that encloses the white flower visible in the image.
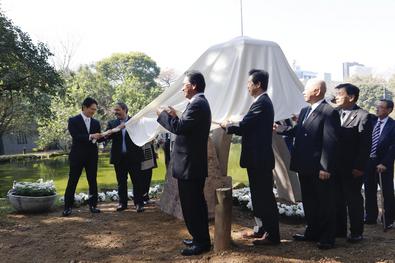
[246,200,253,211]
[98,192,106,202]
[278,207,285,215]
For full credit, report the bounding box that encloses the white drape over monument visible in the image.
[126,36,307,203]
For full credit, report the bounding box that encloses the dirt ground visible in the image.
[0,202,394,263]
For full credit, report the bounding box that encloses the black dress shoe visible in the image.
[183,239,194,246]
[385,223,393,230]
[181,244,211,256]
[317,242,334,249]
[292,234,315,242]
[136,204,144,213]
[89,206,101,213]
[347,234,363,243]
[116,205,127,212]
[62,208,72,217]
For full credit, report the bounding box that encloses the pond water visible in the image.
[0,153,167,197]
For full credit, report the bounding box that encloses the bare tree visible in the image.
[50,36,81,73]
[157,68,179,88]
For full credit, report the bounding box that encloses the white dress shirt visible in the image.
[376,116,389,135]
[252,92,266,103]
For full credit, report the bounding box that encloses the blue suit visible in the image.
[364,117,395,225]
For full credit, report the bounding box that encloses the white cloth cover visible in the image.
[126,36,307,146]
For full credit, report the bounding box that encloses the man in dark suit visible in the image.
[278,79,340,249]
[221,69,280,246]
[105,102,145,212]
[157,70,212,256]
[364,99,395,229]
[63,97,103,216]
[334,83,372,242]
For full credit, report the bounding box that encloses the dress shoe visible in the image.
[116,205,127,212]
[347,234,363,243]
[292,234,315,242]
[180,244,211,256]
[317,242,334,249]
[89,206,101,213]
[252,237,280,246]
[242,231,264,239]
[183,239,194,246]
[136,204,144,213]
[62,207,72,217]
[385,223,393,230]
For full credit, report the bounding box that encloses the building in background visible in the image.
[343,61,371,80]
[293,62,331,82]
[0,131,38,155]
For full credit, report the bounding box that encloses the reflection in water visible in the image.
[0,153,166,197]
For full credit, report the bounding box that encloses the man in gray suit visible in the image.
[334,83,372,243]
[157,70,212,256]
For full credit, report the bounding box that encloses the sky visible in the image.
[1,0,395,81]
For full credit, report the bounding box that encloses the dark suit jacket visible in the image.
[371,116,395,170]
[68,114,101,162]
[227,93,275,170]
[283,101,340,175]
[336,105,372,173]
[157,93,212,180]
[106,117,144,165]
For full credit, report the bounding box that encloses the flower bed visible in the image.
[233,187,305,219]
[59,184,164,207]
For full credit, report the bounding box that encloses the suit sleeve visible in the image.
[321,110,340,172]
[95,121,106,143]
[68,118,90,143]
[104,121,117,140]
[381,127,395,167]
[157,103,202,135]
[227,102,262,136]
[277,108,305,138]
[277,125,297,138]
[354,113,372,171]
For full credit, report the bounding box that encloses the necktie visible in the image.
[85,118,90,133]
[370,120,382,157]
[303,106,312,123]
[340,111,347,125]
[121,121,127,153]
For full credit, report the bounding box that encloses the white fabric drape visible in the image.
[126,36,307,146]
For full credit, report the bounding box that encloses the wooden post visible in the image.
[214,187,232,252]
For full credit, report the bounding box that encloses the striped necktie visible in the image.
[370,120,382,157]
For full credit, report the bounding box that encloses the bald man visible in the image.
[277,79,340,249]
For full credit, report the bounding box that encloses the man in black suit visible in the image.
[278,79,340,249]
[221,69,280,246]
[63,97,103,216]
[364,99,395,229]
[157,70,211,256]
[334,83,372,242]
[105,102,145,212]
